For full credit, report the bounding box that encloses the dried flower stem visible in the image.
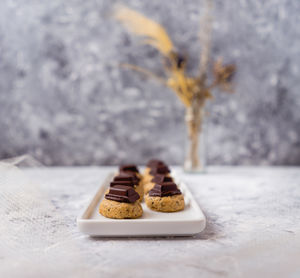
[120,63,166,85]
[114,1,235,171]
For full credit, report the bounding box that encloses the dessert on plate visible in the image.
[145,181,184,212]
[99,185,143,219]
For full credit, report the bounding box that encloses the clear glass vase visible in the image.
[184,106,206,173]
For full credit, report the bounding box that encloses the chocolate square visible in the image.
[149,182,181,197]
[146,159,166,168]
[149,165,170,175]
[105,185,140,203]
[110,180,134,187]
[114,172,139,185]
[151,174,173,184]
[119,164,139,174]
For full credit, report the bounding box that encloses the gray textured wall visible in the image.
[0,0,300,166]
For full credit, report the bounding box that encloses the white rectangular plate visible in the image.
[77,171,206,237]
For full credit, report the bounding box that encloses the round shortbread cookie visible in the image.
[99,198,143,219]
[145,194,185,212]
[135,183,144,202]
[144,182,155,195]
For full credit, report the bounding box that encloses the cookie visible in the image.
[145,181,184,212]
[99,185,143,219]
[145,194,184,212]
[143,166,151,175]
[141,167,151,184]
[144,181,155,195]
[99,198,143,219]
[135,183,144,201]
[142,172,154,185]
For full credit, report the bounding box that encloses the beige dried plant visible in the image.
[114,1,236,170]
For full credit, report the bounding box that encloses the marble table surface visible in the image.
[1,166,300,278]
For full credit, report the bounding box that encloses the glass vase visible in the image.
[184,105,206,173]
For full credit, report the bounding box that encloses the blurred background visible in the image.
[0,0,299,166]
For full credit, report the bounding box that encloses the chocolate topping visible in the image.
[116,172,140,184]
[105,185,140,203]
[148,181,181,197]
[151,174,173,184]
[147,159,165,168]
[110,180,134,187]
[119,164,139,174]
[149,165,170,175]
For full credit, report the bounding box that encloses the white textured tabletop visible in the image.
[1,166,300,278]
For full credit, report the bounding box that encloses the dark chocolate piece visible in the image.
[115,172,140,185]
[119,164,139,174]
[105,185,140,203]
[149,165,170,175]
[147,159,165,168]
[148,182,181,197]
[151,174,173,184]
[110,180,134,188]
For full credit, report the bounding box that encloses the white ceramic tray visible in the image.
[77,172,206,237]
